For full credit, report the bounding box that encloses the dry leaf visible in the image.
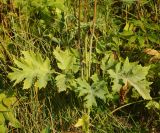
[144,48,160,56]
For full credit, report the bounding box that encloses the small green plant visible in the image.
[0,92,21,133]
[74,74,108,133]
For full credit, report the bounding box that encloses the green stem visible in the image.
[78,0,83,79]
[86,108,90,133]
[88,0,97,78]
[85,35,89,81]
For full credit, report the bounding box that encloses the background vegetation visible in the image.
[0,0,160,132]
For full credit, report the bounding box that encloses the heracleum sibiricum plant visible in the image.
[8,48,152,133]
[8,51,54,132]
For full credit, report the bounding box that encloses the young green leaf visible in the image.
[0,113,5,125]
[101,52,118,73]
[0,124,7,133]
[75,114,89,128]
[55,74,67,92]
[41,126,50,133]
[2,97,17,108]
[0,104,8,112]
[146,101,160,110]
[0,93,6,102]
[3,112,21,128]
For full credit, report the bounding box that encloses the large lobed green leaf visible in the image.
[76,75,107,109]
[8,51,52,89]
[53,47,79,73]
[108,58,152,100]
[55,73,77,92]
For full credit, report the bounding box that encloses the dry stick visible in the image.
[89,0,97,78]
[110,97,160,115]
[110,100,145,115]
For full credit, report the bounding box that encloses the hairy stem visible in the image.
[88,0,97,78]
